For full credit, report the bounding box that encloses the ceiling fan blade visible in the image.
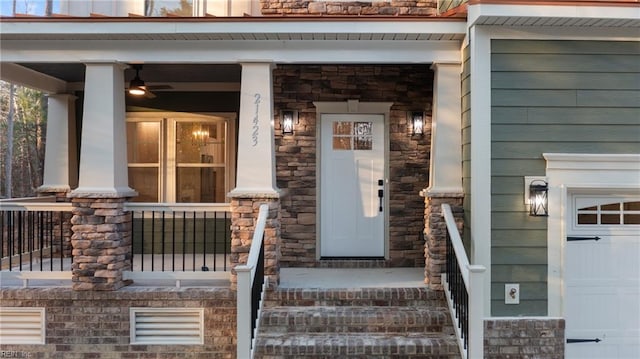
[144,90,157,99]
[146,84,173,90]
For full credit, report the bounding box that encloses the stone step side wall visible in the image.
[260,0,438,16]
[0,288,237,359]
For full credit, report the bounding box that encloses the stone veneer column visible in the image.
[230,196,281,288]
[229,62,281,288]
[70,197,133,291]
[68,62,137,290]
[422,193,464,290]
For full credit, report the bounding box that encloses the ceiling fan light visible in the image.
[128,76,147,96]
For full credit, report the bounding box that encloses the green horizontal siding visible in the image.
[490,39,640,316]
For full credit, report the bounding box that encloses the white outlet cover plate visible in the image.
[505,283,520,304]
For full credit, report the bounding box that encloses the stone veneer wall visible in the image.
[229,197,281,287]
[274,65,433,267]
[0,288,237,358]
[260,0,437,16]
[484,318,565,359]
[423,194,463,289]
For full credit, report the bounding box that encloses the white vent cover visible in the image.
[130,308,204,345]
[0,307,46,344]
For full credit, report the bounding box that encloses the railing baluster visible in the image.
[141,210,145,272]
[172,211,176,271]
[202,211,207,270]
[161,211,166,272]
[192,211,196,272]
[213,211,218,271]
[182,211,186,271]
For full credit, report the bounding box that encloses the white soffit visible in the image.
[0,19,467,41]
[468,3,640,28]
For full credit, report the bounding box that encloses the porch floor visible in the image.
[279,267,425,288]
[2,256,425,289]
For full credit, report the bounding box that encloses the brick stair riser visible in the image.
[259,307,452,334]
[265,288,447,308]
[255,334,460,357]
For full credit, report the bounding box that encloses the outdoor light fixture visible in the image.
[281,110,298,135]
[128,65,147,96]
[411,111,424,136]
[529,180,549,217]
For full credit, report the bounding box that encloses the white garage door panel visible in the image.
[566,195,640,359]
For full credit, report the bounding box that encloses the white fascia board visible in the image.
[468,3,640,27]
[0,19,467,37]
[0,39,461,64]
[0,63,67,93]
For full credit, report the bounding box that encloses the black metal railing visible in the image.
[128,204,231,272]
[446,228,469,351]
[1,207,72,271]
[250,236,265,342]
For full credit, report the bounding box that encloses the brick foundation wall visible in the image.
[0,288,237,358]
[260,0,437,16]
[274,64,432,268]
[484,318,565,359]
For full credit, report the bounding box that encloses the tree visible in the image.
[159,0,192,16]
[0,82,47,198]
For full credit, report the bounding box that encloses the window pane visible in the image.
[129,168,158,202]
[127,122,159,163]
[333,122,352,135]
[601,203,620,211]
[146,0,193,16]
[354,136,372,150]
[577,213,597,225]
[333,137,351,150]
[623,201,640,211]
[623,214,640,224]
[177,122,221,163]
[177,167,225,203]
[601,214,620,225]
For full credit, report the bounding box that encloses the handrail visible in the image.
[235,204,269,359]
[442,203,471,286]
[0,197,71,212]
[125,202,231,212]
[441,203,486,359]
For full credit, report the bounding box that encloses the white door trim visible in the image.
[543,153,640,318]
[313,100,393,260]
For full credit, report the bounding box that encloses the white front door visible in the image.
[320,114,385,257]
[565,194,640,359]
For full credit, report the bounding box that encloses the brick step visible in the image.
[259,306,453,334]
[254,332,460,358]
[264,287,447,308]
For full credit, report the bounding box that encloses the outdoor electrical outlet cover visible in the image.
[505,283,520,304]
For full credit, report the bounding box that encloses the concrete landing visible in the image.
[279,267,425,288]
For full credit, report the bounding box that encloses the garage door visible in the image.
[566,195,640,359]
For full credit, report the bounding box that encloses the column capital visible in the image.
[430,62,462,71]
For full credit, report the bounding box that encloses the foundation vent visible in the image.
[130,308,204,345]
[0,307,46,344]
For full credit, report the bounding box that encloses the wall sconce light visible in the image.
[529,180,549,217]
[281,110,298,135]
[410,111,424,136]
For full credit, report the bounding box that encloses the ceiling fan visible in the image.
[127,64,172,99]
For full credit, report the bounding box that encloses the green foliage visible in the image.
[0,81,47,198]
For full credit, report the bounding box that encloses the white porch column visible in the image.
[70,62,136,198]
[39,94,77,193]
[425,62,463,195]
[229,62,278,197]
